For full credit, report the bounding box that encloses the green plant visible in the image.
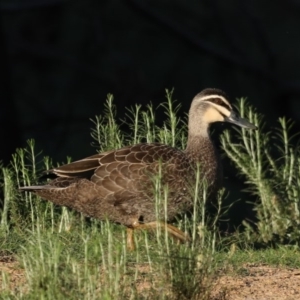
[221,98,300,244]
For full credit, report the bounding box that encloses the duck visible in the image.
[19,88,257,250]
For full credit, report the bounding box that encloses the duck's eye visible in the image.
[207,98,231,111]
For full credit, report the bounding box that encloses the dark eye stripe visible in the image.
[205,98,231,111]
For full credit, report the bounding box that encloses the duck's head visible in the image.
[189,88,257,137]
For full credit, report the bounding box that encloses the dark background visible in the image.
[2,0,300,227]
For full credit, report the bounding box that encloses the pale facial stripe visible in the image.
[201,95,232,117]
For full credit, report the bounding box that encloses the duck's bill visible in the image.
[225,111,257,130]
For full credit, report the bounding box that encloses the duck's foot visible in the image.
[126,221,190,251]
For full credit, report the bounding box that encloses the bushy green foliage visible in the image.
[221,98,300,244]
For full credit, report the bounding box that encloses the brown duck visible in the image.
[19,88,257,250]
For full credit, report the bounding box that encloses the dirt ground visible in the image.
[1,257,300,299]
[211,263,300,300]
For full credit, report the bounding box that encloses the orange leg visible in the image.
[126,228,136,251]
[126,221,190,251]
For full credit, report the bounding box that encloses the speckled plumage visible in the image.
[19,88,256,248]
[26,141,220,226]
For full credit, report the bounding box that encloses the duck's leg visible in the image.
[126,228,136,251]
[126,221,190,251]
[134,221,190,243]
[143,221,189,243]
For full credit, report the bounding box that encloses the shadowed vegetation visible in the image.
[1,91,300,299]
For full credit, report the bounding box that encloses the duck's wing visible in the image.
[45,148,117,178]
[46,143,183,189]
[47,143,178,176]
[91,143,187,196]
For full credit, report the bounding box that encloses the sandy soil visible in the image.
[211,263,300,300]
[1,257,300,299]
[0,256,27,295]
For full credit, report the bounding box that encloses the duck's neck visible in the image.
[184,134,216,164]
[184,133,222,189]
